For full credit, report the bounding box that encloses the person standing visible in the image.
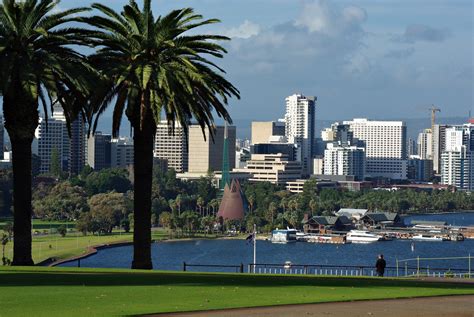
[375,254,386,277]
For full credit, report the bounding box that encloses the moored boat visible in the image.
[411,234,448,242]
[346,230,381,244]
[271,229,297,243]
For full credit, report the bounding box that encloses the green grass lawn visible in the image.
[0,267,473,317]
[0,228,222,264]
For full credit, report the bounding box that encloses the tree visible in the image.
[84,168,132,195]
[83,1,239,269]
[57,225,67,237]
[50,147,61,178]
[88,192,129,234]
[159,212,172,230]
[0,0,93,265]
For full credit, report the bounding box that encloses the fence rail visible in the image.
[180,256,472,279]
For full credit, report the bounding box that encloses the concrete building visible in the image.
[36,107,70,174]
[68,118,86,175]
[343,118,407,180]
[235,153,302,185]
[154,121,188,172]
[313,156,324,175]
[251,121,285,145]
[323,143,366,180]
[432,124,450,174]
[417,129,432,159]
[440,124,474,190]
[111,137,133,168]
[285,94,316,175]
[408,138,417,156]
[250,143,296,161]
[408,156,434,182]
[188,125,236,173]
[87,132,111,170]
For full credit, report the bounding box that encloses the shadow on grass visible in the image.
[0,269,473,290]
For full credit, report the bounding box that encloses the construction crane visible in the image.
[430,106,441,129]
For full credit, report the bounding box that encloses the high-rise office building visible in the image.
[432,124,450,174]
[323,143,366,180]
[68,117,86,175]
[251,121,285,145]
[284,94,316,175]
[36,107,70,174]
[188,125,236,173]
[87,132,111,170]
[154,121,188,172]
[440,123,474,190]
[408,138,417,156]
[343,118,407,179]
[417,129,433,159]
[111,137,134,168]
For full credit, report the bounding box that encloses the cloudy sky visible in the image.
[28,0,474,127]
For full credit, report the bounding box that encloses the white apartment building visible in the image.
[234,153,302,185]
[35,107,69,174]
[111,137,134,168]
[440,124,474,190]
[154,121,188,172]
[417,129,432,159]
[323,143,366,180]
[343,118,407,179]
[285,94,316,176]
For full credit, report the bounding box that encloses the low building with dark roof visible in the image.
[360,212,402,227]
[302,215,352,232]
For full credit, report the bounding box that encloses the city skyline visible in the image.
[14,0,470,130]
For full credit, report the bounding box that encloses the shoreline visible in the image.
[401,210,474,216]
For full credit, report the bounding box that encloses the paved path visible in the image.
[152,295,474,317]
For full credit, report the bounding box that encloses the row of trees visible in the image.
[0,0,239,268]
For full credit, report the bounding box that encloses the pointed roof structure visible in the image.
[217,179,245,220]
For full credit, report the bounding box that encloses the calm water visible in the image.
[60,212,474,271]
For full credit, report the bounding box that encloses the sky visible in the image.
[4,0,474,134]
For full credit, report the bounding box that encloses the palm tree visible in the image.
[0,0,93,265]
[83,1,239,269]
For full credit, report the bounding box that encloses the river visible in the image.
[60,212,474,271]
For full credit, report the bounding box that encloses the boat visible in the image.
[271,229,297,243]
[346,230,381,244]
[411,234,448,242]
[296,232,310,242]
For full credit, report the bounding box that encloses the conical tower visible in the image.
[217,179,245,220]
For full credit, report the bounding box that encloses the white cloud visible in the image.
[222,20,260,39]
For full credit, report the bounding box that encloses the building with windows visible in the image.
[234,153,302,185]
[323,143,366,180]
[343,118,407,179]
[111,137,133,168]
[68,118,86,175]
[188,125,236,173]
[440,123,474,190]
[417,128,432,159]
[35,107,70,174]
[154,121,188,172]
[87,132,111,170]
[285,94,316,176]
[432,124,450,174]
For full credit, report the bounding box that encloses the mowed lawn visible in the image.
[0,267,473,317]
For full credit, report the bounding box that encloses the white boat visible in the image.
[271,229,297,243]
[412,234,447,242]
[346,230,381,244]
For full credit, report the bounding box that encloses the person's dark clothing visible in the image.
[375,258,386,277]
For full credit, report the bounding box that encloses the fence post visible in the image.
[240,263,244,273]
[405,262,408,277]
[183,262,186,272]
[469,253,471,278]
[396,258,399,277]
[77,259,80,268]
[417,256,420,277]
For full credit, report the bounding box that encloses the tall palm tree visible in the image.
[83,1,239,269]
[0,0,93,265]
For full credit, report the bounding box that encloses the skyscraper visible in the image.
[188,125,236,173]
[417,129,433,160]
[432,124,450,174]
[441,123,474,190]
[68,117,86,175]
[343,118,407,179]
[284,94,316,175]
[251,121,285,145]
[323,143,366,180]
[87,132,112,170]
[111,137,134,168]
[36,107,70,174]
[154,121,188,172]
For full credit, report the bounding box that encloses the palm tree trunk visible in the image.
[131,117,154,270]
[11,137,34,266]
